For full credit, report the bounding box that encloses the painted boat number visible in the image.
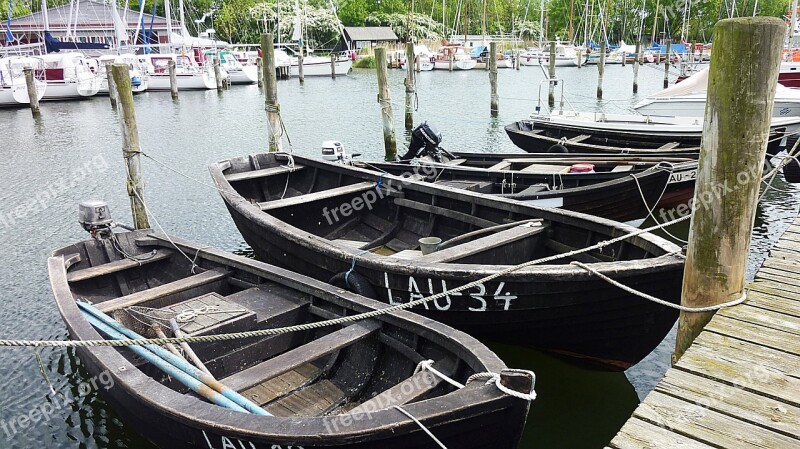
[385,273,517,311]
[669,169,697,184]
[203,431,304,449]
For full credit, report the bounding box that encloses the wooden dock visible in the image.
[608,216,800,448]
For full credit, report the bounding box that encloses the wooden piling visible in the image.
[23,67,40,116]
[261,33,283,153]
[404,42,416,131]
[330,54,336,79]
[597,41,606,99]
[110,63,149,230]
[449,52,454,72]
[548,42,556,108]
[374,48,396,161]
[105,63,117,108]
[576,47,582,68]
[297,46,305,83]
[168,60,178,99]
[663,39,672,88]
[673,17,785,363]
[489,41,498,117]
[213,56,224,91]
[515,50,520,70]
[633,41,641,93]
[415,54,421,72]
[621,48,626,67]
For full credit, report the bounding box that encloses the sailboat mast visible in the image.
[41,0,50,31]
[164,0,173,44]
[651,0,659,44]
[179,0,187,37]
[791,0,798,52]
[481,0,487,45]
[442,0,446,39]
[538,0,544,48]
[569,0,574,42]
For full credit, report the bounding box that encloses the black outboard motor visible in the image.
[399,122,451,162]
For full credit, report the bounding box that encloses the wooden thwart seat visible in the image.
[67,250,173,283]
[225,165,306,182]
[258,181,376,211]
[421,223,548,263]
[97,269,229,313]
[611,165,634,172]
[657,142,681,150]
[567,134,592,143]
[222,321,381,392]
[393,198,497,228]
[520,164,571,174]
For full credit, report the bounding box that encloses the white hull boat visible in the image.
[289,57,352,76]
[0,57,47,106]
[433,58,477,70]
[228,65,258,84]
[147,72,216,90]
[635,67,800,118]
[39,53,100,100]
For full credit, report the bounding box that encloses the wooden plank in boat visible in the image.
[486,161,512,171]
[393,198,497,228]
[567,134,592,143]
[241,364,321,406]
[222,321,381,392]
[389,250,423,260]
[96,269,229,313]
[224,165,306,182]
[163,293,256,336]
[67,250,173,283]
[346,370,443,416]
[334,239,367,249]
[434,180,493,192]
[610,165,634,172]
[268,379,345,417]
[657,142,681,150]
[444,159,467,166]
[258,181,377,211]
[421,224,548,264]
[519,164,571,174]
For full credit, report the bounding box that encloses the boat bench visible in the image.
[258,181,377,211]
[97,269,230,313]
[420,222,548,263]
[66,249,173,283]
[221,321,381,393]
[224,165,305,182]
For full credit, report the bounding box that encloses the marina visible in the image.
[1,2,800,448]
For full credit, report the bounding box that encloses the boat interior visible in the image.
[55,231,479,417]
[222,155,663,266]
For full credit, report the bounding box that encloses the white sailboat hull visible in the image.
[635,96,800,118]
[42,79,100,100]
[433,59,477,70]
[229,66,258,84]
[290,59,352,76]
[147,72,216,90]
[0,81,47,106]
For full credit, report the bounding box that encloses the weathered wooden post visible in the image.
[621,48,626,67]
[374,48,396,161]
[168,60,178,99]
[489,41,499,117]
[110,63,150,230]
[548,42,556,108]
[515,49,520,70]
[297,46,305,83]
[105,63,118,108]
[449,52,454,72]
[673,17,784,362]
[415,54,422,72]
[261,33,284,152]
[213,56,224,91]
[663,39,672,88]
[597,41,606,99]
[23,67,40,117]
[404,42,416,131]
[330,54,336,78]
[256,57,263,88]
[633,41,641,93]
[576,47,583,68]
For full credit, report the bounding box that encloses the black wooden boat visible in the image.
[50,222,534,449]
[405,152,699,209]
[505,112,797,156]
[355,157,674,224]
[210,153,686,370]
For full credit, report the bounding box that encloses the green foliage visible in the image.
[1,0,29,21]
[352,55,375,68]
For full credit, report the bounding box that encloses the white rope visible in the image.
[631,169,689,244]
[467,370,538,401]
[391,405,448,449]
[414,360,465,389]
[570,261,748,312]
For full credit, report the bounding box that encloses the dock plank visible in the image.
[609,221,800,447]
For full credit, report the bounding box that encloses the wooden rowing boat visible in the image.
[505,112,797,156]
[355,157,674,224]
[210,153,686,370]
[49,228,534,449]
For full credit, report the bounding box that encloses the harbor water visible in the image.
[0,62,798,448]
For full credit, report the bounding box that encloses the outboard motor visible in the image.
[79,200,114,238]
[400,122,451,162]
[322,140,361,164]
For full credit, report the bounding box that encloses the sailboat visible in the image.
[0,56,47,106]
[284,0,352,76]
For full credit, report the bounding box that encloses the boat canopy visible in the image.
[470,45,487,58]
[646,67,800,100]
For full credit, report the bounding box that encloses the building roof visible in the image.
[8,0,169,30]
[343,27,398,42]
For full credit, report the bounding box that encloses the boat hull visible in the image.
[147,73,216,90]
[290,59,353,76]
[41,79,99,100]
[0,81,47,106]
[229,66,258,84]
[211,155,686,370]
[433,59,477,70]
[635,97,800,118]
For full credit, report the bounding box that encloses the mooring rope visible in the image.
[570,261,748,312]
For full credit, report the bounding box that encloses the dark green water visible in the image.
[0,64,797,449]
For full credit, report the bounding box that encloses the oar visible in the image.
[77,302,271,416]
